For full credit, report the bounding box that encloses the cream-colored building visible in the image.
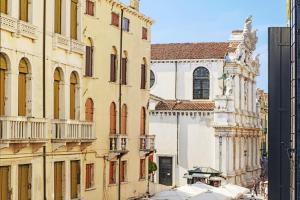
[0,0,154,199]
[257,89,268,156]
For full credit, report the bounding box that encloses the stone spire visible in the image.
[130,0,140,11]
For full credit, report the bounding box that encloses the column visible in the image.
[10,0,19,18]
[229,135,234,173]
[63,0,71,37]
[234,74,240,110]
[247,135,252,169]
[240,76,245,111]
[253,80,257,114]
[248,79,252,112]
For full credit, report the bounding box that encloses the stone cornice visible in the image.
[151,59,224,64]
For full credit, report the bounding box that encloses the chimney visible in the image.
[130,0,140,11]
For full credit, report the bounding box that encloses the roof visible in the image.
[155,100,215,111]
[151,42,230,60]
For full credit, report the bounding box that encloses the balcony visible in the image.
[140,135,156,153]
[51,120,95,150]
[53,33,85,55]
[0,116,47,151]
[109,134,128,154]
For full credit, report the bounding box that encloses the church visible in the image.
[149,17,261,187]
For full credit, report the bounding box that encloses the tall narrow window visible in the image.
[86,0,94,16]
[70,0,78,40]
[122,17,130,32]
[111,12,119,27]
[0,166,10,200]
[139,159,146,179]
[18,164,32,200]
[70,161,80,199]
[54,69,61,119]
[70,72,78,120]
[120,161,127,182]
[85,98,94,122]
[109,161,116,184]
[121,104,127,135]
[0,54,7,116]
[141,64,146,89]
[110,47,117,82]
[150,70,155,88]
[121,58,127,85]
[18,58,28,116]
[54,162,65,200]
[193,67,210,99]
[85,38,93,77]
[142,27,148,40]
[110,102,116,134]
[140,107,146,135]
[54,0,62,34]
[86,164,94,189]
[19,0,28,21]
[0,0,8,14]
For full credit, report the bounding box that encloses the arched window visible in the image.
[85,98,94,122]
[150,70,155,88]
[85,38,93,77]
[54,68,62,119]
[70,72,78,120]
[141,58,147,89]
[110,47,117,82]
[121,104,127,135]
[0,53,7,116]
[18,58,29,116]
[110,102,116,134]
[193,67,210,99]
[140,107,146,135]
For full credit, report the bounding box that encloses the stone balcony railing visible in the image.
[140,135,155,152]
[0,13,37,40]
[51,120,95,142]
[0,116,47,142]
[53,33,85,54]
[109,134,128,154]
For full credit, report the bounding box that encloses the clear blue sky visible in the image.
[123,0,286,91]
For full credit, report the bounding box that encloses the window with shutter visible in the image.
[55,0,62,34]
[122,17,130,32]
[18,164,32,200]
[109,161,116,184]
[140,107,146,135]
[70,72,77,120]
[0,166,10,200]
[141,64,146,89]
[86,0,94,16]
[121,58,127,85]
[110,54,116,82]
[85,46,93,77]
[54,162,65,200]
[71,161,80,199]
[18,58,28,117]
[140,159,146,179]
[120,161,127,182]
[121,104,127,135]
[85,164,94,189]
[110,102,116,134]
[0,0,8,14]
[0,54,7,116]
[142,27,148,40]
[70,0,78,40]
[19,0,28,21]
[85,98,94,122]
[111,12,119,27]
[54,69,61,119]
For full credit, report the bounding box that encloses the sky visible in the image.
[122,0,287,91]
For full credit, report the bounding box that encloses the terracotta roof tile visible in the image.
[151,42,230,60]
[155,100,215,111]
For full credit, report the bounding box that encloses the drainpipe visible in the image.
[175,61,179,165]
[118,9,124,200]
[42,0,47,199]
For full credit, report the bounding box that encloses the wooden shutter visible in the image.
[142,27,148,40]
[71,161,80,199]
[70,73,77,120]
[110,54,116,82]
[110,103,116,134]
[0,54,7,116]
[54,70,61,119]
[140,108,145,135]
[19,0,28,21]
[85,46,92,76]
[121,58,127,85]
[85,98,93,122]
[54,162,63,200]
[0,166,9,200]
[18,165,31,200]
[109,161,116,184]
[0,0,8,14]
[121,105,127,135]
[18,59,28,116]
[70,0,78,39]
[55,0,62,34]
[111,12,119,27]
[141,64,146,89]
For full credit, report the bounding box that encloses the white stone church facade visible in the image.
[149,17,261,187]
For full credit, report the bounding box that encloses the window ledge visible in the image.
[139,178,146,181]
[108,183,117,187]
[85,187,96,191]
[83,76,98,80]
[121,181,128,185]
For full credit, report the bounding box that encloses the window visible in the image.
[70,72,78,120]
[18,58,29,116]
[86,0,94,16]
[70,161,80,199]
[140,107,146,135]
[19,0,29,21]
[121,58,127,85]
[121,104,127,135]
[54,162,65,200]
[54,69,62,119]
[0,0,8,14]
[85,38,93,77]
[140,159,146,179]
[193,67,210,99]
[85,98,94,122]
[86,164,94,189]
[18,164,32,200]
[70,0,78,40]
[142,27,148,40]
[0,54,7,116]
[110,102,116,134]
[120,161,127,182]
[109,161,117,184]
[111,12,119,27]
[110,53,117,82]
[54,0,62,34]
[150,70,155,88]
[122,17,130,32]
[141,64,146,89]
[0,166,10,200]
